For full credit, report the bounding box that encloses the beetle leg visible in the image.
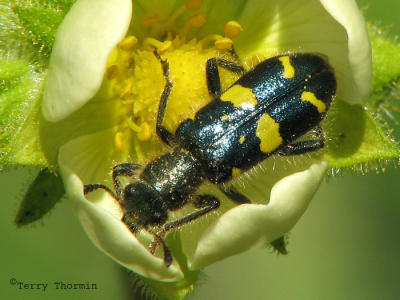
[147,229,173,267]
[112,163,141,201]
[149,195,220,255]
[120,215,173,267]
[167,194,220,230]
[279,126,325,156]
[206,57,245,98]
[219,185,251,204]
[154,51,176,146]
[83,183,118,200]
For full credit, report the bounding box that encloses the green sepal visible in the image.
[0,59,47,166]
[270,236,288,255]
[129,233,200,300]
[368,24,400,99]
[15,168,65,227]
[321,100,399,168]
[367,24,400,138]
[320,24,400,170]
[0,0,75,167]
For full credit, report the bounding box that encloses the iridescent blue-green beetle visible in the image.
[84,51,336,266]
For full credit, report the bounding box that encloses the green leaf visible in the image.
[11,4,66,58]
[322,100,400,169]
[14,168,65,227]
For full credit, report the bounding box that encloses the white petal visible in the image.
[58,130,184,281]
[42,0,132,122]
[235,0,371,105]
[189,161,328,270]
[320,0,371,103]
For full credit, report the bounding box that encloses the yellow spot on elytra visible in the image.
[278,56,295,79]
[114,131,126,151]
[215,37,233,50]
[141,12,158,26]
[106,65,119,80]
[256,114,282,153]
[301,91,326,113]
[119,36,138,51]
[239,135,246,144]
[189,13,207,27]
[220,85,257,109]
[137,122,152,141]
[186,0,203,10]
[232,167,243,177]
[224,21,243,38]
[220,114,228,122]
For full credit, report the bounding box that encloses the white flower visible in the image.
[42,0,371,282]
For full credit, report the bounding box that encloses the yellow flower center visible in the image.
[104,0,244,163]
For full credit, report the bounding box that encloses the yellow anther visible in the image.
[114,131,126,151]
[127,119,140,132]
[158,40,173,54]
[189,13,207,27]
[119,36,138,51]
[120,82,133,100]
[106,65,119,80]
[224,21,243,38]
[141,12,158,27]
[137,122,152,141]
[144,38,172,54]
[215,37,233,50]
[144,37,163,49]
[186,0,203,10]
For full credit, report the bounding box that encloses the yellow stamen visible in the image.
[215,37,233,50]
[137,122,152,141]
[189,13,207,27]
[106,65,119,80]
[127,119,141,133]
[186,0,203,10]
[141,12,158,27]
[144,38,172,54]
[119,36,138,51]
[158,40,173,54]
[114,131,126,151]
[224,21,243,38]
[120,82,133,100]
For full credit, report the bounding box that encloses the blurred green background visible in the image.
[1,0,400,299]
